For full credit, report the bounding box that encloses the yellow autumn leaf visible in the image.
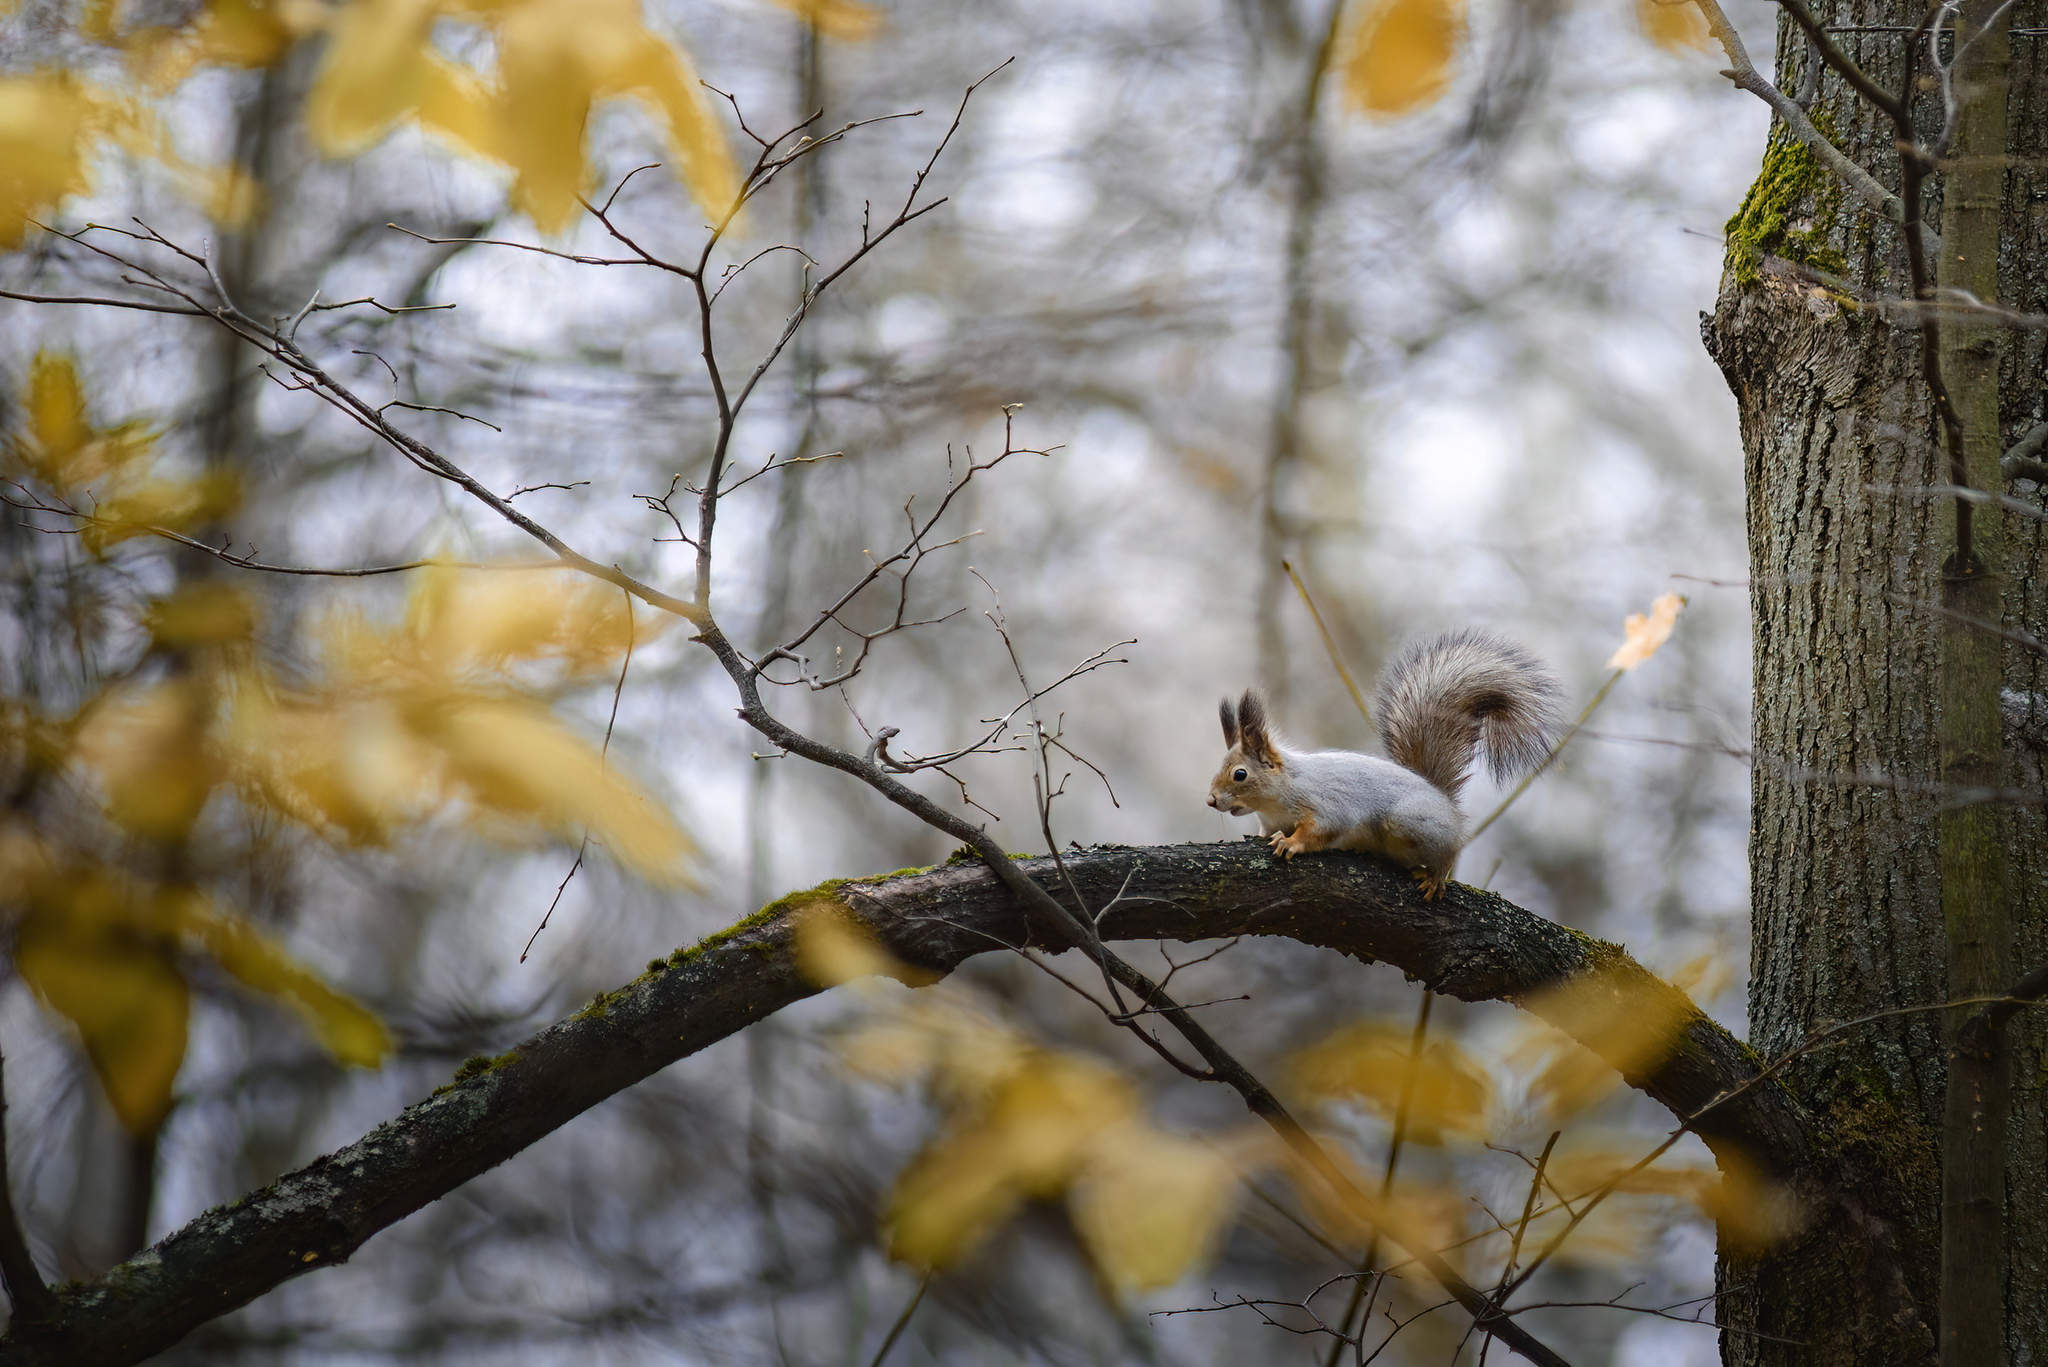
[192,910,391,1066]
[305,0,737,235]
[15,873,190,1133]
[1515,970,1695,1121]
[71,677,220,840]
[9,353,157,492]
[1605,591,1686,671]
[146,582,258,649]
[495,0,736,233]
[225,689,429,843]
[1278,1138,1467,1262]
[839,995,1031,1102]
[0,73,96,248]
[305,0,449,154]
[1693,1148,1801,1252]
[408,564,645,674]
[1340,0,1464,117]
[886,1053,1135,1269]
[768,0,880,39]
[420,694,694,882]
[1666,950,1732,1005]
[81,472,242,553]
[1068,1121,1238,1294]
[1514,1025,1624,1118]
[1288,1020,1491,1144]
[1636,0,1713,52]
[792,901,937,988]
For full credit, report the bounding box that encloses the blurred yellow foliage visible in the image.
[1288,1019,1491,1144]
[843,994,1239,1291]
[1543,1141,1795,1255]
[193,911,391,1066]
[0,73,99,249]
[1636,0,1714,52]
[793,902,939,988]
[221,566,693,883]
[73,677,220,841]
[1066,1120,1238,1295]
[1340,0,1464,116]
[13,867,191,1132]
[7,0,765,242]
[770,0,879,40]
[887,1050,1135,1266]
[304,0,741,234]
[146,581,259,648]
[1514,971,1695,1121]
[4,853,390,1132]
[5,353,241,551]
[1275,1133,1468,1261]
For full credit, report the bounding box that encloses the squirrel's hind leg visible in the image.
[1412,867,1449,900]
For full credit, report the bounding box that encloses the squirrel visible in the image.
[1206,630,1562,899]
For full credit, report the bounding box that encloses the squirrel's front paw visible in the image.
[1413,868,1447,900]
[1267,831,1306,860]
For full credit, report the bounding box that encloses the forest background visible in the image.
[0,0,1776,1362]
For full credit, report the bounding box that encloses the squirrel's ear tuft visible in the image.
[1219,697,1238,747]
[1237,689,1276,763]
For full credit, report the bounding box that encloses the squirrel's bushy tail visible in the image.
[1376,630,1562,800]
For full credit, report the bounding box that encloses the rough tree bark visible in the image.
[1704,1,2044,1360]
[0,842,1815,1367]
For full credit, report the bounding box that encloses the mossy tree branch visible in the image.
[0,841,1821,1367]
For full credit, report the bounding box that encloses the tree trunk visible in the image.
[1705,3,2044,1361]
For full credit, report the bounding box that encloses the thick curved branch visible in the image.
[0,842,1809,1366]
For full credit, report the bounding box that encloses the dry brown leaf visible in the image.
[1606,591,1687,671]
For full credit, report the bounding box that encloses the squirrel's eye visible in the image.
[1233,767,1248,782]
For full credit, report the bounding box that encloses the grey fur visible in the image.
[1205,630,1561,897]
[1375,629,1562,799]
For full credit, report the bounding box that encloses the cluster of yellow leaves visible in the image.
[304,0,742,234]
[70,569,693,881]
[1544,1142,1794,1256]
[3,0,884,244]
[800,909,1239,1294]
[0,834,388,1132]
[0,59,263,248]
[3,353,238,552]
[1510,970,1696,1121]
[1338,0,1714,119]
[1287,1019,1491,1145]
[0,356,695,1132]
